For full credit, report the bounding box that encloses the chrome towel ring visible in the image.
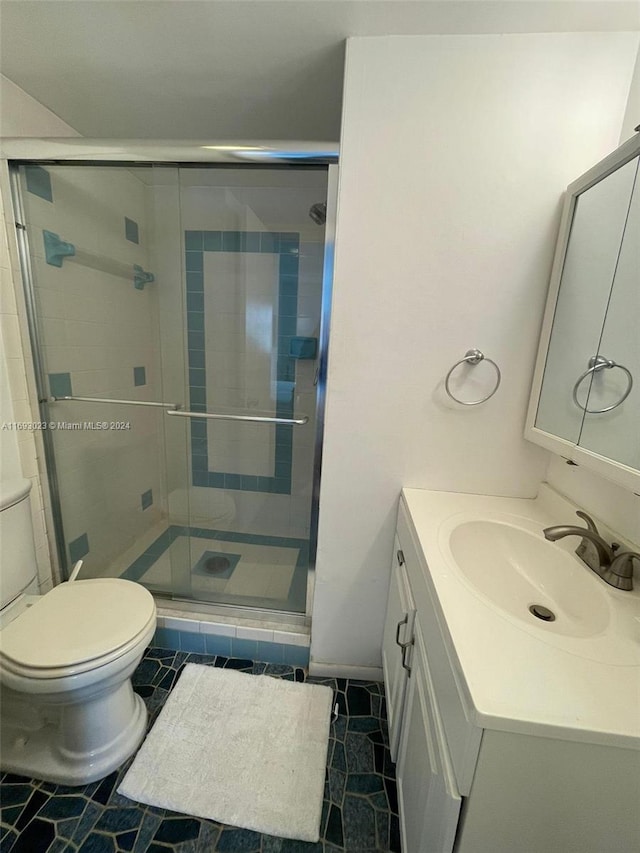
[572,355,633,414]
[445,349,501,405]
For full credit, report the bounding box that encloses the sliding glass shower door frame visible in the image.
[6,141,338,622]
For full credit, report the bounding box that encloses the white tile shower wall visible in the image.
[312,32,640,672]
[18,165,167,577]
[0,74,81,591]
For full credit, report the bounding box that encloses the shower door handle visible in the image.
[165,409,309,426]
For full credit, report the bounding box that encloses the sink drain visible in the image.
[203,555,231,575]
[529,604,556,622]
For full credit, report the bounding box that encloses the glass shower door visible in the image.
[154,166,327,613]
[13,162,185,585]
[13,160,328,616]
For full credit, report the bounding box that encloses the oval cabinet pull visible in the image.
[397,549,405,566]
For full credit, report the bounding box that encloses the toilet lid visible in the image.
[0,579,155,671]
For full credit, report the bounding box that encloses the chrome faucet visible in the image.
[543,510,638,591]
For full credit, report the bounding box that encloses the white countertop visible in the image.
[401,484,640,749]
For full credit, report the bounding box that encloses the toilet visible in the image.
[0,478,156,786]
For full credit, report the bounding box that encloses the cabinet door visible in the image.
[396,617,462,853]
[382,537,415,762]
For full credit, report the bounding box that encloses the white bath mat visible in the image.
[118,663,333,842]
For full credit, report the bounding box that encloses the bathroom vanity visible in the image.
[382,486,640,853]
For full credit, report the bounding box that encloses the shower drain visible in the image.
[203,555,231,574]
[529,604,556,622]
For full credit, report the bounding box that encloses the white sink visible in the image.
[447,519,610,638]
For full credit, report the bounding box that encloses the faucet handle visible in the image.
[602,552,639,592]
[576,510,599,534]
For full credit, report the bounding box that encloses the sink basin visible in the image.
[447,520,610,638]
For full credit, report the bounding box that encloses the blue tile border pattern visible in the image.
[186,230,299,495]
[121,525,309,615]
[133,366,146,386]
[25,165,53,202]
[124,216,139,244]
[48,372,72,398]
[68,532,90,563]
[0,648,401,852]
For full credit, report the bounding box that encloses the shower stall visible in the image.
[7,141,337,623]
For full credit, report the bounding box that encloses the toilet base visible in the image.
[0,690,148,786]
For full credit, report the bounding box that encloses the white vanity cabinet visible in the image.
[381,538,415,761]
[395,615,461,853]
[382,492,640,853]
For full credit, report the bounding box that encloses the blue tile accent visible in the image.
[133,366,146,386]
[186,272,204,292]
[141,489,153,510]
[290,336,317,359]
[284,645,311,667]
[279,254,299,276]
[179,631,205,653]
[189,368,205,387]
[222,231,242,252]
[133,265,154,290]
[187,289,204,311]
[185,251,203,272]
[185,230,299,495]
[203,230,222,251]
[204,633,233,656]
[188,311,204,332]
[188,329,205,351]
[184,230,203,251]
[260,232,279,253]
[43,230,75,267]
[25,165,53,202]
[231,638,257,659]
[278,232,300,255]
[153,627,180,649]
[256,641,284,664]
[124,217,139,244]
[49,372,72,398]
[68,533,89,563]
[244,231,260,252]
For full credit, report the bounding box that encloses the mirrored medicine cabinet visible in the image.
[526,134,639,493]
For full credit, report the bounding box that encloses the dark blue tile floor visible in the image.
[0,648,401,852]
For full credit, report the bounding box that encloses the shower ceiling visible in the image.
[1,1,637,141]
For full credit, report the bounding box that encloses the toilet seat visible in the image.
[0,578,155,679]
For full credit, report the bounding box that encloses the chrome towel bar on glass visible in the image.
[47,395,308,425]
[47,395,181,410]
[444,349,501,405]
[165,409,308,426]
[572,355,633,414]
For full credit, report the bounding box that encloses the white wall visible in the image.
[0,74,80,591]
[312,32,639,672]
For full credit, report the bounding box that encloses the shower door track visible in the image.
[157,595,310,629]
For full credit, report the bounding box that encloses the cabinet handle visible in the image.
[395,614,408,647]
[396,549,405,566]
[401,638,415,677]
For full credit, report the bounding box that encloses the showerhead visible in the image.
[309,202,327,225]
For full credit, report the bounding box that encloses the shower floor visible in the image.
[112,526,309,613]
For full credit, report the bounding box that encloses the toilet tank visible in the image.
[0,478,38,608]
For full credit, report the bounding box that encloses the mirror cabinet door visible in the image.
[577,157,639,469]
[534,155,638,447]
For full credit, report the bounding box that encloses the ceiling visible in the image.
[1,0,638,140]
